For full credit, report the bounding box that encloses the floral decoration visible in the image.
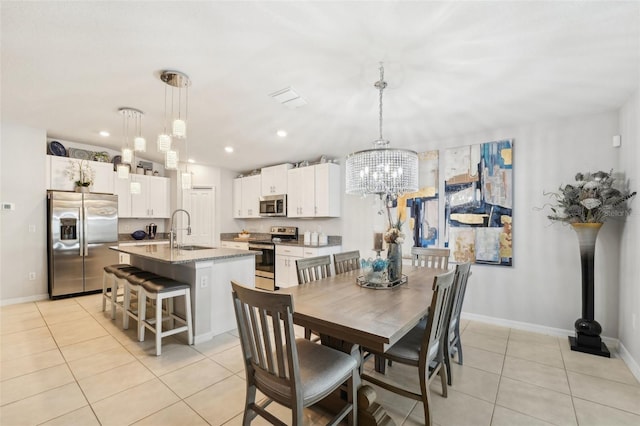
[383,196,405,244]
[65,159,95,187]
[545,170,636,223]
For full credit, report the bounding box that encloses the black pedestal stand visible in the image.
[569,223,610,358]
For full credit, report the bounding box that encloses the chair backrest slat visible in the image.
[411,247,450,269]
[450,262,472,334]
[334,250,361,274]
[231,281,301,395]
[419,269,456,369]
[296,255,332,284]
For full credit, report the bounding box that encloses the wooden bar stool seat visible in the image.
[122,271,162,333]
[102,264,134,320]
[138,277,193,356]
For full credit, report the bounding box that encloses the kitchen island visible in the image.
[110,244,257,344]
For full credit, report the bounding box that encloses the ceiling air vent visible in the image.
[269,87,307,109]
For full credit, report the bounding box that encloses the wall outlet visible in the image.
[200,276,208,288]
[28,224,36,233]
[28,272,36,280]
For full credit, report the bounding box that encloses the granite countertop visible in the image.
[111,243,258,264]
[118,233,170,244]
[219,235,342,248]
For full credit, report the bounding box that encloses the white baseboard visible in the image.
[0,293,49,306]
[618,341,640,383]
[460,312,619,351]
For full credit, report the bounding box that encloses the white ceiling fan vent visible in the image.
[269,87,307,109]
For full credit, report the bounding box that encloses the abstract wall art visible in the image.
[443,140,513,266]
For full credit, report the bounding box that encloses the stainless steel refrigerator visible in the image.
[47,190,118,298]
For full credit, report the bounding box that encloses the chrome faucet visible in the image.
[169,209,192,250]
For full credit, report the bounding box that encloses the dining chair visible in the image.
[231,281,358,426]
[411,247,450,269]
[444,262,472,385]
[361,269,456,426]
[333,250,361,274]
[296,255,332,341]
[296,255,332,284]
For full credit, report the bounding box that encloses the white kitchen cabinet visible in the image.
[275,246,304,287]
[314,163,341,217]
[130,175,170,218]
[113,173,132,217]
[117,174,170,218]
[233,175,261,218]
[220,241,249,250]
[261,163,293,196]
[47,155,114,194]
[287,166,315,217]
[232,179,243,218]
[275,244,342,288]
[287,163,340,218]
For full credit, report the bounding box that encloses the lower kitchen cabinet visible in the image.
[275,244,342,288]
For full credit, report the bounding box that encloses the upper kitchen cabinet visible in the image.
[287,163,340,218]
[115,173,170,218]
[47,155,114,194]
[261,163,293,196]
[233,174,261,218]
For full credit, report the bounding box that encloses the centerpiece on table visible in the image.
[384,217,405,283]
[545,169,635,357]
[65,159,95,192]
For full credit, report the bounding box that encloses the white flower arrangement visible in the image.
[65,159,95,187]
[545,170,636,223]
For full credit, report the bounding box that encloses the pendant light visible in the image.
[160,70,190,142]
[118,107,144,195]
[157,80,172,153]
[133,109,146,152]
[345,63,418,197]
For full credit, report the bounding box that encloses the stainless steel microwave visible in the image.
[259,195,287,217]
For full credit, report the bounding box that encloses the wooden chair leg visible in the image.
[155,294,163,356]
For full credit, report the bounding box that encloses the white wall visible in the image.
[1,123,48,303]
[340,111,625,339]
[618,90,640,365]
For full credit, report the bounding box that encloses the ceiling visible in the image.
[2,1,639,173]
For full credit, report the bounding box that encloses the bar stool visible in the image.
[102,264,134,319]
[138,277,193,356]
[123,271,162,334]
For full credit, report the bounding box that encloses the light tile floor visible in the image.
[1,293,639,425]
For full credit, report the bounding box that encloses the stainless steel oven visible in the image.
[249,226,298,291]
[249,241,276,291]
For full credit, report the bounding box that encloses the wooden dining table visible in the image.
[279,265,446,426]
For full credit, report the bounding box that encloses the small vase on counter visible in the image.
[75,186,90,193]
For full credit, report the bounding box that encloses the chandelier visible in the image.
[345,63,418,197]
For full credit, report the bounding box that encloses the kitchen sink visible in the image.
[178,245,214,251]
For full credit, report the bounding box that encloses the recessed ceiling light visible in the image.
[99,130,110,137]
[276,130,287,138]
[187,159,195,164]
[225,146,234,153]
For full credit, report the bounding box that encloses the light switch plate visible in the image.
[613,135,621,147]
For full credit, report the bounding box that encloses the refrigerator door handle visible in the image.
[83,207,89,256]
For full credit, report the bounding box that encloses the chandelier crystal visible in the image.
[345,63,418,196]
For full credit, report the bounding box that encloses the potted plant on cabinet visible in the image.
[65,159,95,192]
